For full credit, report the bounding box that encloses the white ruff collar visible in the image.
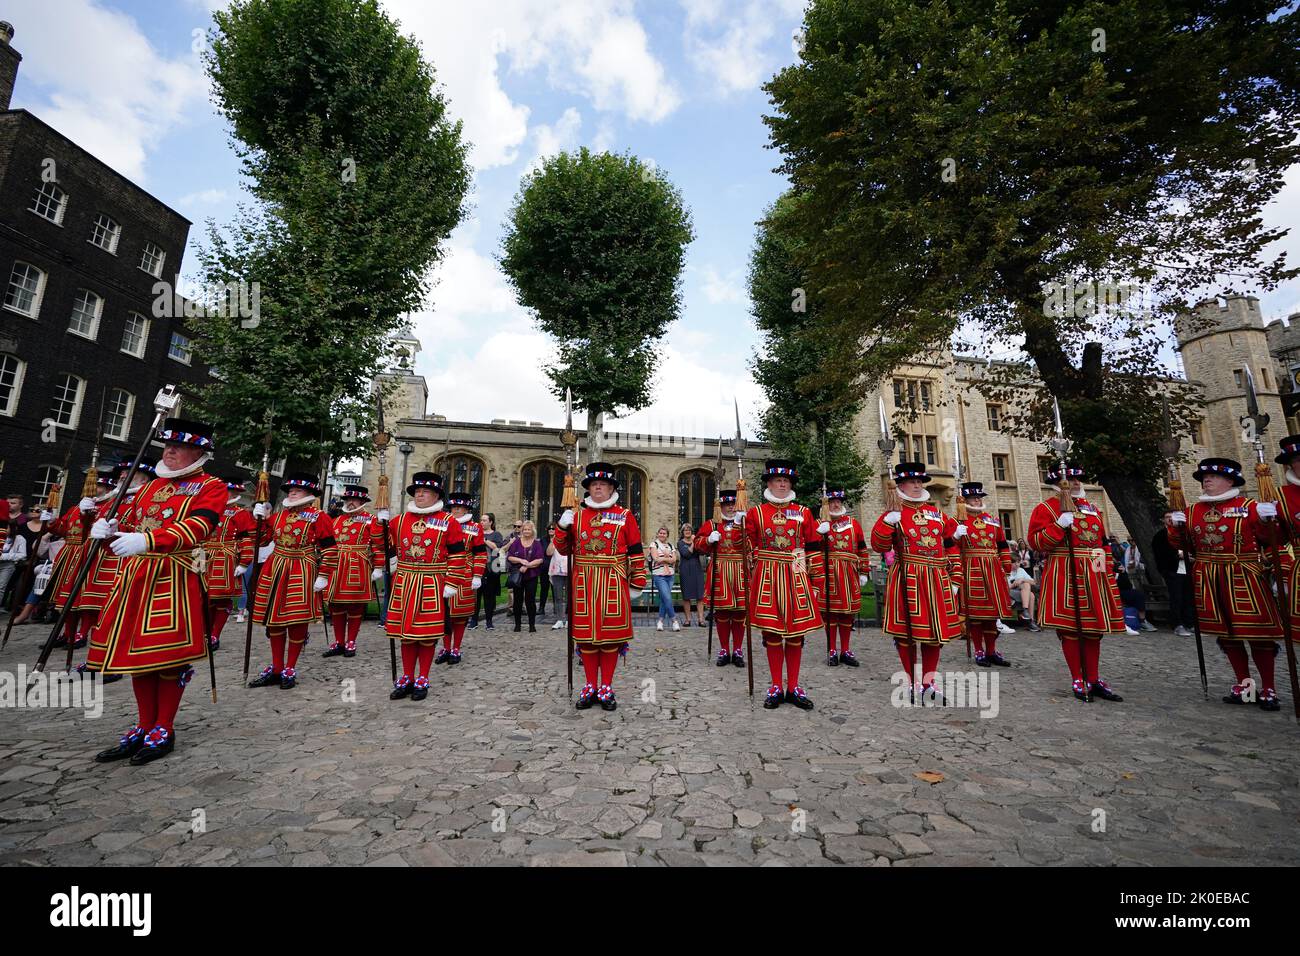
[155,452,211,480]
[407,500,444,515]
[343,501,368,513]
[1199,487,1240,503]
[1287,471,1300,488]
[455,512,472,524]
[585,492,619,509]
[898,487,931,503]
[963,501,986,512]
[285,495,318,510]
[227,495,242,506]
[94,490,115,503]
[763,488,797,504]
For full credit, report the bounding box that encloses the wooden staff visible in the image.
[1164,467,1208,699]
[737,470,753,699]
[1051,400,1090,701]
[1252,457,1300,721]
[242,462,273,683]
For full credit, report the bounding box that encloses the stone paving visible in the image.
[1,615,1298,867]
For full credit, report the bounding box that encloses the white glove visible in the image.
[1055,512,1075,529]
[1257,502,1278,520]
[253,502,272,519]
[372,568,384,581]
[39,510,54,522]
[558,509,575,529]
[629,588,642,602]
[1167,511,1186,525]
[952,584,960,597]
[952,524,968,539]
[816,521,830,534]
[89,518,117,540]
[472,576,482,590]
[314,576,328,592]
[234,564,248,577]
[884,511,901,526]
[258,543,275,563]
[858,574,869,587]
[731,512,745,526]
[376,509,390,522]
[707,530,721,544]
[443,585,457,599]
[389,555,398,573]
[79,497,96,512]
[108,532,148,557]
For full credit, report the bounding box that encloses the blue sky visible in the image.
[8,0,1300,437]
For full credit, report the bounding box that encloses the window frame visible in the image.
[121,312,149,358]
[29,181,67,225]
[992,453,1011,483]
[168,331,193,365]
[103,388,135,441]
[88,213,121,254]
[50,373,85,430]
[986,403,1003,432]
[68,288,104,341]
[140,242,166,278]
[4,261,47,318]
[34,465,63,502]
[0,352,25,416]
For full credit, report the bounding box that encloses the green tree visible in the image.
[764,0,1299,569]
[750,193,872,507]
[193,0,470,474]
[500,148,694,460]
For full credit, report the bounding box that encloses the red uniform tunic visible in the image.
[743,500,825,638]
[694,518,747,613]
[385,506,470,641]
[48,502,94,608]
[1168,494,1282,640]
[956,510,1014,621]
[326,507,385,604]
[444,514,488,619]
[554,503,649,646]
[871,501,963,644]
[204,502,256,601]
[1271,483,1300,624]
[816,513,870,616]
[73,497,120,613]
[253,506,338,627]
[1027,496,1124,635]
[85,474,228,674]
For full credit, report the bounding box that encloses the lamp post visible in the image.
[398,441,414,512]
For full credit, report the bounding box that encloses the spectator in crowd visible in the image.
[677,522,704,627]
[0,505,27,607]
[546,525,568,631]
[1116,566,1156,634]
[1008,559,1041,631]
[507,519,545,632]
[1151,525,1194,638]
[650,526,679,631]
[536,522,552,619]
[471,512,506,630]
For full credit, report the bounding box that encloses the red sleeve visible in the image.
[693,522,713,552]
[235,509,256,567]
[370,516,387,569]
[470,526,487,577]
[1027,500,1065,551]
[942,513,963,584]
[870,513,895,553]
[624,511,647,590]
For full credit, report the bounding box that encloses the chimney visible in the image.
[0,23,20,111]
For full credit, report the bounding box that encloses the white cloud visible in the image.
[699,264,749,305]
[5,0,207,183]
[177,187,230,207]
[526,107,582,174]
[680,0,806,96]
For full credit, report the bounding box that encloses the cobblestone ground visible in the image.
[1,615,1298,867]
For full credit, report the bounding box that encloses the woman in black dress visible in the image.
[677,523,705,627]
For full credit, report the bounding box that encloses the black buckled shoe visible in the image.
[322,643,344,658]
[974,653,991,667]
[731,651,744,668]
[72,636,88,649]
[826,652,840,667]
[435,648,451,665]
[1223,684,1248,705]
[986,652,1010,667]
[1072,679,1092,703]
[448,650,462,665]
[575,683,598,710]
[278,667,297,690]
[786,686,814,710]
[716,650,730,667]
[209,638,220,653]
[248,667,281,688]
[763,685,783,709]
[920,683,946,707]
[1258,690,1281,712]
[1089,680,1123,702]
[390,676,413,700]
[129,726,175,765]
[94,725,144,763]
[598,685,617,711]
[411,677,430,702]
[343,642,356,658]
[839,651,860,667]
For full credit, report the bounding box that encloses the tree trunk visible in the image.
[1097,471,1167,593]
[586,409,604,463]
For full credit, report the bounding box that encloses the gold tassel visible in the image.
[561,471,577,510]
[81,467,99,499]
[255,469,270,505]
[374,472,390,512]
[1256,460,1281,506]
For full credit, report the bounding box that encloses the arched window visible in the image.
[34,465,62,502]
[677,468,716,532]
[612,464,646,528]
[519,460,567,526]
[440,453,484,504]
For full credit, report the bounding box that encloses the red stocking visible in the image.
[598,648,620,687]
[894,639,916,678]
[920,643,941,687]
[839,620,852,655]
[62,613,77,642]
[268,629,286,672]
[77,610,96,639]
[1082,636,1101,684]
[286,623,309,669]
[210,601,231,643]
[416,641,435,678]
[581,648,600,687]
[764,634,784,687]
[346,612,363,648]
[1058,633,1082,682]
[131,673,159,730]
[1249,642,1276,694]
[716,617,730,654]
[785,639,803,689]
[451,618,467,652]
[968,622,986,655]
[400,641,417,680]
[154,669,187,733]
[983,625,998,656]
[330,610,346,647]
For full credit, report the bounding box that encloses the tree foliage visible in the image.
[500,148,694,455]
[193,0,470,470]
[750,193,873,505]
[764,0,1300,559]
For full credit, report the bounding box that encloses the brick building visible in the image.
[0,23,236,505]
